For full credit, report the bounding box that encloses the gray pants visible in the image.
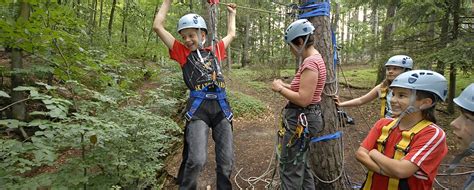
[179,119,234,190]
[280,105,324,190]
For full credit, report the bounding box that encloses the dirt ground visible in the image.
[163,71,473,190]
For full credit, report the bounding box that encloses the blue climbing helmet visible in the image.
[454,83,474,112]
[385,55,413,70]
[390,70,448,101]
[177,13,207,33]
[284,19,315,44]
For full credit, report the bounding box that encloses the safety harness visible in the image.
[185,85,233,121]
[379,87,388,119]
[362,119,433,190]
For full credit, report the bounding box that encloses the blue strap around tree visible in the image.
[298,2,330,19]
[309,131,342,143]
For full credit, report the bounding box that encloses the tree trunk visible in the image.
[11,1,30,139]
[99,0,103,28]
[376,0,399,84]
[300,0,346,189]
[370,1,379,62]
[108,0,117,41]
[121,0,129,45]
[436,2,450,75]
[241,14,250,68]
[352,6,359,46]
[447,0,460,113]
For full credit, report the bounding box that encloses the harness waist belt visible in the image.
[185,90,233,121]
[285,102,320,110]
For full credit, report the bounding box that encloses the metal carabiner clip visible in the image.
[298,113,308,127]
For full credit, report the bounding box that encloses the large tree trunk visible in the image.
[376,0,399,84]
[300,1,346,189]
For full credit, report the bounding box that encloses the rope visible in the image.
[232,92,281,189]
[434,178,449,190]
[338,64,373,131]
[218,3,287,15]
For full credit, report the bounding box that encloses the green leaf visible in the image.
[13,86,37,92]
[35,82,56,90]
[0,90,10,98]
[0,119,27,128]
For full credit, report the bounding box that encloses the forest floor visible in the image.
[162,65,473,190]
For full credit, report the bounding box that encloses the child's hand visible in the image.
[226,3,237,14]
[333,95,341,106]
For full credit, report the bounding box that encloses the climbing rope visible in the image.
[233,92,282,189]
[218,3,287,15]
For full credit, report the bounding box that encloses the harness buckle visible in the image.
[185,112,193,121]
[205,93,218,99]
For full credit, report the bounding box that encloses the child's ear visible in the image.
[419,98,434,109]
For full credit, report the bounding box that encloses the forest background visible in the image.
[0,0,472,189]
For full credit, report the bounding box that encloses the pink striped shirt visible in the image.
[290,54,327,104]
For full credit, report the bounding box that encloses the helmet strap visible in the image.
[290,35,310,67]
[196,28,205,63]
[398,89,418,120]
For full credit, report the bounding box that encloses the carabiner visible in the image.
[298,113,308,127]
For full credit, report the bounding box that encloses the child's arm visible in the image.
[369,149,419,179]
[355,147,386,175]
[337,84,381,107]
[221,3,237,49]
[153,0,175,49]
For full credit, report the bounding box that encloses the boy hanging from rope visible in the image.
[153,0,237,189]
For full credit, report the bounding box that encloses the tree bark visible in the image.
[300,0,346,189]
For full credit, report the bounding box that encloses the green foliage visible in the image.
[227,90,267,119]
[0,74,185,188]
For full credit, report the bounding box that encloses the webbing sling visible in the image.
[185,86,233,121]
[363,119,433,190]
